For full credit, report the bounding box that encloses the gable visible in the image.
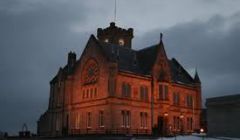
[73,35,108,76]
[151,42,172,82]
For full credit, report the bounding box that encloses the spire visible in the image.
[194,69,201,84]
[160,32,163,43]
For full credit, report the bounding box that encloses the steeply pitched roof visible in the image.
[51,35,197,86]
[99,42,146,75]
[137,44,159,74]
[169,58,195,85]
[194,70,201,83]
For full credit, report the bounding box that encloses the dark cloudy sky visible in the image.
[0,0,240,135]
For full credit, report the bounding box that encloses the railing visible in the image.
[70,128,151,136]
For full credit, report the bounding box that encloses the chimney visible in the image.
[67,51,76,72]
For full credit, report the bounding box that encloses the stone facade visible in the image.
[37,22,202,137]
[206,94,240,138]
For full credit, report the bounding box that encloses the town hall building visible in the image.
[37,22,202,137]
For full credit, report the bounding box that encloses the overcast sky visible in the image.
[0,0,240,135]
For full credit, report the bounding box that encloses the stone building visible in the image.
[206,94,240,138]
[37,22,202,137]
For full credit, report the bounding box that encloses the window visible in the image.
[126,111,130,127]
[86,89,89,98]
[140,86,148,101]
[82,90,85,99]
[56,115,60,131]
[186,95,193,107]
[121,110,131,128]
[122,83,131,98]
[99,111,104,127]
[173,116,180,130]
[90,88,93,98]
[173,92,180,105]
[75,112,80,129]
[140,112,148,128]
[94,88,97,97]
[119,39,125,46]
[187,117,193,130]
[121,111,125,127]
[87,112,91,128]
[159,85,168,100]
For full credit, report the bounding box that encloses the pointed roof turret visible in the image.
[194,70,201,84]
[160,32,163,43]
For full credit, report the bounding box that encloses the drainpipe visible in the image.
[151,77,154,135]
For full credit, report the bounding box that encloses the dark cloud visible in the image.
[0,0,240,135]
[0,0,89,134]
[134,12,240,102]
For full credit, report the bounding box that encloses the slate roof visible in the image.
[51,35,197,86]
[98,39,196,85]
[169,58,196,85]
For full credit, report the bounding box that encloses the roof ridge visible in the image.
[137,44,158,52]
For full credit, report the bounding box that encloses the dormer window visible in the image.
[119,39,125,46]
[104,38,109,43]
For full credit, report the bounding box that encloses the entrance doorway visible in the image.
[157,116,164,135]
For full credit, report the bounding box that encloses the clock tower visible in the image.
[97,22,134,48]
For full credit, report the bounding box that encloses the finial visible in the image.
[160,33,163,41]
[110,22,115,27]
[194,67,201,83]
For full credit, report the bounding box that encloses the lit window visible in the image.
[104,38,109,43]
[119,39,124,46]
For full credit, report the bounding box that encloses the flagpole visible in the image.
[114,0,117,22]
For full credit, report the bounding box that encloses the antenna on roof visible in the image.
[114,0,117,23]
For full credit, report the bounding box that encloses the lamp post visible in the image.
[161,112,168,140]
[180,114,184,135]
[164,112,168,135]
[200,128,205,140]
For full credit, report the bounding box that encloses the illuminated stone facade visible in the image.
[37,22,202,137]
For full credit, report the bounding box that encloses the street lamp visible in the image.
[163,112,168,136]
[180,113,184,135]
[200,128,205,140]
[164,112,169,117]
